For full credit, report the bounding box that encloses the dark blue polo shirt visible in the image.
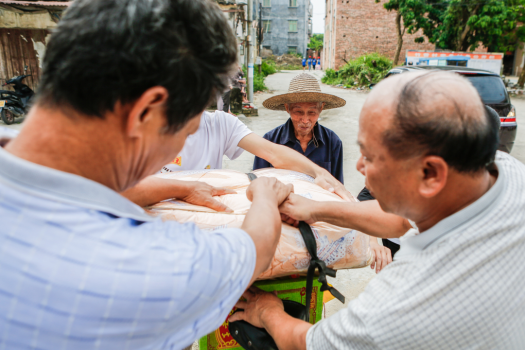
[253,118,344,183]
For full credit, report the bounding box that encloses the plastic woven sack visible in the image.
[146,168,373,279]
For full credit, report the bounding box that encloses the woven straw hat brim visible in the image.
[263,92,346,111]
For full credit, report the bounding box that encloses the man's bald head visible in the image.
[364,71,499,172]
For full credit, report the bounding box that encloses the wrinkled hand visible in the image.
[369,238,392,273]
[181,181,236,212]
[229,286,284,329]
[314,171,352,201]
[247,177,294,206]
[279,193,316,227]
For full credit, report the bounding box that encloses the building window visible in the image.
[289,0,297,6]
[288,46,297,55]
[263,0,271,7]
[263,20,271,33]
[288,20,298,32]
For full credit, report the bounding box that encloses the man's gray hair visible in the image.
[382,72,499,172]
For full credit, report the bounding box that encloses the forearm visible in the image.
[121,176,192,207]
[242,196,281,281]
[313,200,410,238]
[262,308,310,350]
[268,144,324,178]
[241,134,325,178]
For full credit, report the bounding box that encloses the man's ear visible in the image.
[418,155,448,198]
[125,86,169,137]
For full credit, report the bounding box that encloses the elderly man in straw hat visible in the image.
[254,73,346,183]
[254,73,393,273]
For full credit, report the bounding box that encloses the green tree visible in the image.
[415,0,525,52]
[308,34,324,52]
[380,0,525,69]
[377,0,430,65]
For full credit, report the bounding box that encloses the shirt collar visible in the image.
[397,161,505,257]
[279,118,325,146]
[0,142,155,222]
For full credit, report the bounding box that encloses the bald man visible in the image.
[230,71,525,349]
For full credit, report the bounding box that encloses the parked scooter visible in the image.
[0,74,34,125]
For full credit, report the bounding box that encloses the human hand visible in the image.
[279,193,317,227]
[229,286,284,329]
[246,177,294,206]
[180,181,236,212]
[314,171,352,201]
[369,238,392,273]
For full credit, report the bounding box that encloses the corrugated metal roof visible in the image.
[0,0,71,6]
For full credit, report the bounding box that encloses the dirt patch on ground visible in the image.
[266,54,303,70]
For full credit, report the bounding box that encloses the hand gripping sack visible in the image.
[146,168,373,280]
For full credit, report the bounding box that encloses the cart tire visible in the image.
[1,109,15,125]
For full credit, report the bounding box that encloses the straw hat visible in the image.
[263,73,346,111]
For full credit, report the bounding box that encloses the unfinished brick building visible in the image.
[323,0,434,70]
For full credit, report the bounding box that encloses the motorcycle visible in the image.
[0,74,34,125]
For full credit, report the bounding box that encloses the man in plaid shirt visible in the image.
[232,71,525,349]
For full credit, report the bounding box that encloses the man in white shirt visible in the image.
[230,71,525,349]
[159,110,252,173]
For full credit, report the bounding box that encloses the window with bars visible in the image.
[288,46,297,54]
[263,20,271,32]
[288,20,298,32]
[263,0,271,7]
[289,0,297,6]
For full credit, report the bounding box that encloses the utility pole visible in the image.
[258,1,262,74]
[247,0,254,102]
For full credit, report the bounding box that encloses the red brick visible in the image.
[323,0,434,70]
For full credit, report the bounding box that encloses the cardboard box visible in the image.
[199,277,323,350]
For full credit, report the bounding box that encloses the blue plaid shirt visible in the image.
[0,142,255,350]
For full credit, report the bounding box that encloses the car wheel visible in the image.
[1,109,15,125]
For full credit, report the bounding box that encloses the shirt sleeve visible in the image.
[178,225,256,338]
[130,219,256,346]
[331,138,344,184]
[217,111,253,160]
[252,133,274,170]
[306,295,380,350]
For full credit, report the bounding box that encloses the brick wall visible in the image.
[326,0,434,70]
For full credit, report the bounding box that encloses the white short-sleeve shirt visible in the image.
[161,111,252,172]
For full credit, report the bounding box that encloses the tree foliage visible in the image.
[380,0,525,54]
[377,0,436,64]
[308,34,324,52]
[322,53,393,87]
[416,0,525,52]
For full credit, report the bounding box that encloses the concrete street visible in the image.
[2,70,525,324]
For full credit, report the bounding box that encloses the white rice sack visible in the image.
[147,169,373,279]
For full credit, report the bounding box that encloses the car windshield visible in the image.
[463,75,508,104]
